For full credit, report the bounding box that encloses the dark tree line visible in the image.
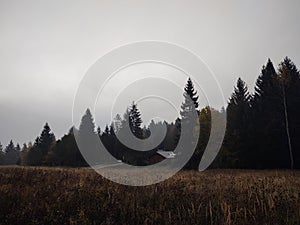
[0,57,299,169]
[218,57,300,169]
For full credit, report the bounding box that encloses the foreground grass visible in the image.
[0,167,299,225]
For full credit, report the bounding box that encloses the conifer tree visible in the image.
[129,102,143,138]
[278,57,300,169]
[251,59,285,168]
[184,77,199,109]
[4,140,19,165]
[180,78,199,120]
[225,78,251,168]
[77,109,100,166]
[179,78,200,169]
[79,109,96,136]
[39,123,56,156]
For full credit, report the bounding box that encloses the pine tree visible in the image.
[4,140,19,165]
[184,77,199,109]
[179,78,200,169]
[251,59,285,168]
[79,109,96,136]
[77,109,100,166]
[180,78,199,120]
[39,123,56,156]
[278,57,300,169]
[253,59,278,103]
[225,78,251,168]
[129,102,143,138]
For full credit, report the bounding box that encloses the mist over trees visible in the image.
[1,57,300,169]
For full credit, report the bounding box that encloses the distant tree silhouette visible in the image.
[4,140,19,165]
[180,78,200,169]
[46,127,87,167]
[24,123,55,166]
[184,77,199,109]
[26,138,43,166]
[39,123,56,156]
[129,102,143,138]
[77,109,101,166]
[0,142,3,165]
[251,59,288,168]
[97,126,101,137]
[225,78,251,168]
[79,109,96,136]
[277,57,300,169]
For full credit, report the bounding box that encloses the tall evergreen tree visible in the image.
[180,78,200,169]
[79,109,96,136]
[129,102,143,138]
[184,77,199,109]
[39,123,56,156]
[180,78,199,119]
[77,109,100,166]
[4,140,19,165]
[251,59,286,168]
[225,78,251,168]
[278,57,300,169]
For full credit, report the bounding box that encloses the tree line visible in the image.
[0,57,299,169]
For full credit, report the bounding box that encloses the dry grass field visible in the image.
[0,166,299,225]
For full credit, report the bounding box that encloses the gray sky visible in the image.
[1,0,300,146]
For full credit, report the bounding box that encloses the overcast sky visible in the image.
[1,0,300,146]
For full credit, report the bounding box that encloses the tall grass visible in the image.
[0,167,299,225]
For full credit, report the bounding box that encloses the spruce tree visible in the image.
[129,102,142,138]
[180,78,199,120]
[252,59,285,168]
[39,123,56,156]
[4,140,19,165]
[184,77,199,109]
[77,109,100,166]
[225,78,251,168]
[278,57,300,169]
[180,78,200,169]
[79,109,96,136]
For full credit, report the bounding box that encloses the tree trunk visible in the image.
[282,84,294,169]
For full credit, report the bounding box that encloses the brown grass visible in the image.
[0,167,299,225]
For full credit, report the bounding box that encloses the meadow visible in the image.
[0,167,299,225]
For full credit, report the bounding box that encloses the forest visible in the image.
[0,57,299,170]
